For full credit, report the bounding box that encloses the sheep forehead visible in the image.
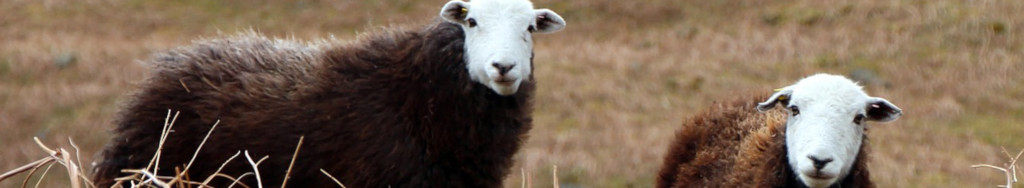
[789,74,868,113]
[469,0,536,23]
[471,0,534,11]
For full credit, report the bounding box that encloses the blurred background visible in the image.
[1,0,1022,187]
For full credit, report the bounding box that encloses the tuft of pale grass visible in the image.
[521,168,530,188]
[972,147,1024,188]
[515,166,562,188]
[34,162,57,188]
[0,110,324,188]
[200,151,242,186]
[552,165,559,188]
[242,151,268,188]
[280,136,304,188]
[319,169,347,188]
[0,137,90,188]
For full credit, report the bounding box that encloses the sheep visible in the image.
[90,0,566,187]
[657,74,903,188]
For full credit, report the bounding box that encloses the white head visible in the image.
[439,0,566,96]
[756,74,902,188]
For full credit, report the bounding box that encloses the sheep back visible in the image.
[93,21,534,188]
[657,93,872,188]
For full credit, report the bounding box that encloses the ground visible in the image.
[1,0,1022,187]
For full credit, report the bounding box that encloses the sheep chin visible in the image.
[488,78,522,96]
[797,173,838,188]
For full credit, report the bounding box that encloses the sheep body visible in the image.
[656,93,873,188]
[92,21,534,188]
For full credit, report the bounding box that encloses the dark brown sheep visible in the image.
[658,74,902,188]
[91,0,567,186]
[657,94,872,188]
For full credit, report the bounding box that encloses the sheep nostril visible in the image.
[492,63,515,75]
[808,155,833,170]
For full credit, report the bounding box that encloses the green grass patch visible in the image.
[760,3,847,27]
[0,57,9,77]
[16,73,35,86]
[555,117,579,133]
[42,105,79,131]
[952,113,1024,148]
[601,172,655,188]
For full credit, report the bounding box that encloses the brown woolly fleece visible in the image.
[92,21,535,188]
[657,93,873,188]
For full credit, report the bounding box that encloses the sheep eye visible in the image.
[854,114,865,125]
[466,18,478,27]
[789,106,800,116]
[528,25,536,33]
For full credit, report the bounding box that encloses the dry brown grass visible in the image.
[0,110,315,188]
[0,137,89,188]
[1,0,1022,187]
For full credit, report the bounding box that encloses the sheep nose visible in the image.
[808,155,834,170]
[492,63,515,75]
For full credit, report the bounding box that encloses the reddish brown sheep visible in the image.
[91,0,566,187]
[658,74,902,188]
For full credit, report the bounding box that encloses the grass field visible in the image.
[1,0,1022,187]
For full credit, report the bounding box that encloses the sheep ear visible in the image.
[440,1,470,25]
[533,9,565,34]
[865,97,902,122]
[757,87,793,112]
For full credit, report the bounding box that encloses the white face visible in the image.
[440,0,565,96]
[757,74,902,188]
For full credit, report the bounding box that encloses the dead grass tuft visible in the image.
[0,137,89,188]
[0,110,320,188]
[972,147,1024,188]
